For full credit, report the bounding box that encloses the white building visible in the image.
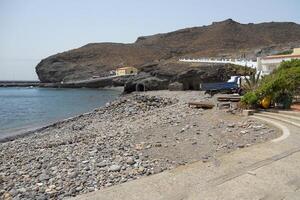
[257,48,300,75]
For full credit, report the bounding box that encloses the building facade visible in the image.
[116,67,138,76]
[257,48,300,75]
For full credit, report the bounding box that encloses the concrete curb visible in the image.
[251,115,290,143]
[255,113,300,128]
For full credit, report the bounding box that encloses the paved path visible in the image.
[74,111,300,200]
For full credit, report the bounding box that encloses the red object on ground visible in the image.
[291,103,300,111]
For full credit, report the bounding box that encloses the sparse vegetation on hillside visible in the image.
[274,49,293,55]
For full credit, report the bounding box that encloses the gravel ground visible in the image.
[0,91,280,200]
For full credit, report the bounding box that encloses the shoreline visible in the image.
[0,109,96,143]
[0,90,280,199]
[0,74,132,88]
[0,86,125,143]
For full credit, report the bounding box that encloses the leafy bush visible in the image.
[257,60,300,99]
[276,59,300,72]
[273,91,293,109]
[241,91,258,108]
[242,59,300,109]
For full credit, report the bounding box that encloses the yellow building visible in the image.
[116,67,138,76]
[292,48,300,55]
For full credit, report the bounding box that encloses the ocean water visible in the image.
[0,87,122,139]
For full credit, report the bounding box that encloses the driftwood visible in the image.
[188,101,215,109]
[217,96,241,102]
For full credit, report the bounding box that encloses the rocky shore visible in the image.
[0,91,279,200]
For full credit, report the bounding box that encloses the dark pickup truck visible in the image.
[200,76,242,96]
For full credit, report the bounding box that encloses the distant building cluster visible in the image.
[88,66,138,81]
[257,48,300,75]
[115,66,138,76]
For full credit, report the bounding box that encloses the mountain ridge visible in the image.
[36,19,300,83]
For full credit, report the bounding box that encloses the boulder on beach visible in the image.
[168,82,184,91]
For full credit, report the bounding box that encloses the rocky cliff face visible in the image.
[36,19,300,83]
[36,43,171,82]
[123,61,255,93]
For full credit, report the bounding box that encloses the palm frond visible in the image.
[242,72,261,92]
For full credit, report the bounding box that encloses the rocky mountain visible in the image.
[36,19,300,83]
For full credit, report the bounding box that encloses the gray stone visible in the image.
[82,160,89,164]
[97,162,108,168]
[9,189,18,197]
[39,174,50,181]
[240,130,249,134]
[168,82,184,91]
[75,186,83,192]
[17,187,27,193]
[36,194,47,200]
[126,157,136,165]
[153,167,163,174]
[68,171,79,178]
[109,165,121,172]
[227,123,235,128]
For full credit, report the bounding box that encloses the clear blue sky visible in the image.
[0,0,299,80]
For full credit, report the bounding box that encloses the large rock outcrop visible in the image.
[36,44,171,83]
[36,19,300,83]
[123,61,255,93]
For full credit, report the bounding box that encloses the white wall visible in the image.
[179,58,257,68]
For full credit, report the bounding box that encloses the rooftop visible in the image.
[263,48,300,60]
[116,67,137,70]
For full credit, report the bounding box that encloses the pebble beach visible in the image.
[0,91,280,200]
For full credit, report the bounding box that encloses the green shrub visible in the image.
[257,60,300,99]
[276,59,300,72]
[241,59,300,109]
[273,91,293,109]
[241,91,258,108]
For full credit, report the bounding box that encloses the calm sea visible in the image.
[0,87,122,139]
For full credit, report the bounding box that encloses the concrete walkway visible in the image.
[74,111,300,200]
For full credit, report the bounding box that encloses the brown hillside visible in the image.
[36,19,300,82]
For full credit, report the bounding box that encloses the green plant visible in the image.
[242,71,261,92]
[241,91,258,108]
[255,59,300,109]
[276,59,300,71]
[273,91,293,109]
[241,59,300,109]
[274,49,293,55]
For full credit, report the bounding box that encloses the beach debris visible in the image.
[188,101,214,109]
